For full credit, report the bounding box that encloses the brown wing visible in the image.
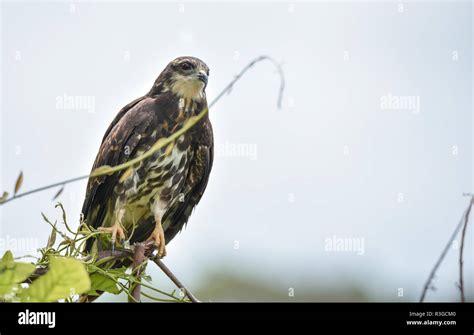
[163,118,214,242]
[81,96,162,234]
[101,95,147,142]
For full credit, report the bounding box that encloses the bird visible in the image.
[81,56,213,258]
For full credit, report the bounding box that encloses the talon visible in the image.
[146,221,166,258]
[98,223,126,252]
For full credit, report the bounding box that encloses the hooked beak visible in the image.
[196,72,208,85]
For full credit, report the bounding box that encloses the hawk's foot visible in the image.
[146,222,166,258]
[98,223,126,253]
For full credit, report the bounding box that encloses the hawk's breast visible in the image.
[116,134,193,232]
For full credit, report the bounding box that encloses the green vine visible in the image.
[0,203,187,303]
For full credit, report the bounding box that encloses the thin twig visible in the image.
[134,279,181,300]
[459,196,473,302]
[55,202,76,235]
[0,175,88,205]
[95,249,132,262]
[0,55,284,206]
[151,255,200,303]
[139,290,182,303]
[208,55,284,109]
[419,196,473,302]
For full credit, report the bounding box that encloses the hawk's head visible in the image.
[150,56,209,100]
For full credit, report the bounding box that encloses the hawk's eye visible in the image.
[180,62,193,71]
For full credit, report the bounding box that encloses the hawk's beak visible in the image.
[196,72,208,85]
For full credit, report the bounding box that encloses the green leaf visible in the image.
[0,251,35,295]
[25,257,91,302]
[0,191,9,204]
[89,273,120,295]
[0,250,15,269]
[47,224,57,249]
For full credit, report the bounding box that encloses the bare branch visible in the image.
[419,196,474,302]
[208,55,284,109]
[0,175,89,205]
[459,196,473,302]
[151,255,200,303]
[130,243,146,303]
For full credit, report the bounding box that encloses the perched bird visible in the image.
[81,56,213,258]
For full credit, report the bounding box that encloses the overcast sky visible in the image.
[1,1,472,301]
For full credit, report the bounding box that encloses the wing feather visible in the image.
[163,119,214,242]
[81,97,159,233]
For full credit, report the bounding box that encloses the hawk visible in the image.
[81,56,213,258]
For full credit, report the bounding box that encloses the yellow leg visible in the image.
[98,208,126,252]
[98,222,126,247]
[146,216,167,258]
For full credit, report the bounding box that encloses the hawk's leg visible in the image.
[146,214,167,258]
[98,208,126,253]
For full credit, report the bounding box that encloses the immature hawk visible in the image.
[81,56,213,258]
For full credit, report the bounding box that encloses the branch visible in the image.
[0,175,88,205]
[208,55,284,109]
[419,196,474,302]
[130,243,146,303]
[459,196,473,302]
[151,255,200,303]
[0,55,284,206]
